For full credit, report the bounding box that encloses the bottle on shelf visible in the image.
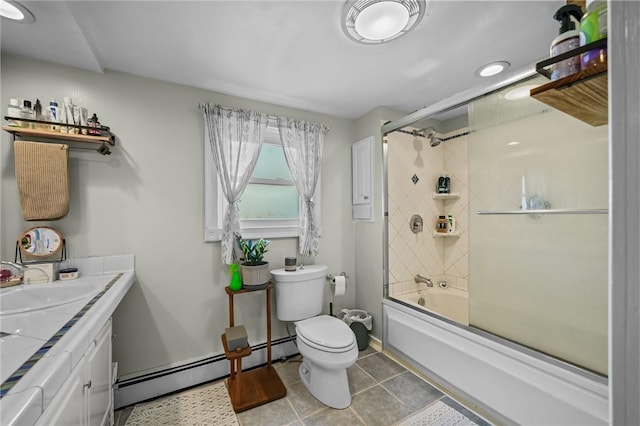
[21,100,36,129]
[48,99,59,131]
[444,175,451,194]
[437,175,446,194]
[549,4,583,80]
[436,216,448,233]
[34,99,43,121]
[447,215,456,233]
[88,113,101,136]
[580,0,607,70]
[59,97,74,134]
[7,98,23,127]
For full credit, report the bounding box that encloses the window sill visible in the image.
[205,226,296,242]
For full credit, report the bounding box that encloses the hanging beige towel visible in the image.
[14,141,70,221]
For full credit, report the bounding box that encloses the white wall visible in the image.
[0,55,358,378]
[354,106,406,339]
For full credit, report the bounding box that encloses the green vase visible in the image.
[229,263,242,291]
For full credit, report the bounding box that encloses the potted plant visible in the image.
[236,236,270,289]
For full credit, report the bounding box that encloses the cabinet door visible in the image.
[352,136,373,205]
[88,321,112,426]
[36,356,87,426]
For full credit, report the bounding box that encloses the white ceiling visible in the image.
[1,1,564,119]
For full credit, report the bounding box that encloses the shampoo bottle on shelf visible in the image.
[550,4,583,80]
[580,0,607,70]
[447,215,456,233]
[437,175,444,193]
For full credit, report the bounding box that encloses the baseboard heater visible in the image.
[113,337,299,409]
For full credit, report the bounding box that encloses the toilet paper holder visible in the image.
[326,272,349,282]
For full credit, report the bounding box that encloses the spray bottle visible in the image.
[229,263,242,291]
[550,4,583,80]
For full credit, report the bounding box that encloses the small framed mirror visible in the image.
[19,226,64,257]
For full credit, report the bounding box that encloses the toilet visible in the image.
[271,264,358,409]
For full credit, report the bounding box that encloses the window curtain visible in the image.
[277,118,327,256]
[201,103,268,264]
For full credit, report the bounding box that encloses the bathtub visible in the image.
[382,299,609,425]
[392,287,468,325]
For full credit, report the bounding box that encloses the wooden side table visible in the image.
[221,283,286,412]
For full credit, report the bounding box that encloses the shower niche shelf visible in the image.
[530,38,608,127]
[432,231,460,238]
[432,192,460,200]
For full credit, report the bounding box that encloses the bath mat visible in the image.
[125,381,239,426]
[14,141,70,220]
[396,401,479,426]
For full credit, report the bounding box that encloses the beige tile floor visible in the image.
[115,348,491,426]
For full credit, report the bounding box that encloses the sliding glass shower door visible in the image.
[467,75,609,375]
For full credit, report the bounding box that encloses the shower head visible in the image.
[422,127,437,139]
[429,136,443,147]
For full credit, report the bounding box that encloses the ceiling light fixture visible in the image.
[475,61,510,78]
[342,0,426,44]
[0,0,34,23]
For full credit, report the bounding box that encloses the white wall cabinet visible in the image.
[37,320,113,426]
[352,136,374,221]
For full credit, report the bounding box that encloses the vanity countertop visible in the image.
[0,255,135,425]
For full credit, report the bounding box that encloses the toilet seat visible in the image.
[296,315,355,353]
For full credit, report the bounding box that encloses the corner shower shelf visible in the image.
[530,38,608,127]
[432,231,460,238]
[432,192,460,200]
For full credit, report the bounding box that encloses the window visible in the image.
[204,125,321,241]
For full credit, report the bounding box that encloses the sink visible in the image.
[0,279,106,316]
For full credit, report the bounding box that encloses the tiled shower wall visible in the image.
[387,128,468,297]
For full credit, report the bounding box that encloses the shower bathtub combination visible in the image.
[382,67,610,424]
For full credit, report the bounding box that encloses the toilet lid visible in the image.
[296,315,355,350]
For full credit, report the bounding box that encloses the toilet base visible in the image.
[299,359,351,409]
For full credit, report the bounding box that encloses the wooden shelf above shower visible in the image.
[531,39,608,127]
[432,192,460,200]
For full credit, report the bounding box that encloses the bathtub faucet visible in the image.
[415,274,433,287]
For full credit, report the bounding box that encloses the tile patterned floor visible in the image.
[115,348,491,426]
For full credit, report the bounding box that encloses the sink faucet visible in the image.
[1,261,24,271]
[415,274,433,287]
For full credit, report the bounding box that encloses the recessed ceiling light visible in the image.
[504,85,540,101]
[475,61,510,78]
[0,0,34,23]
[343,0,426,44]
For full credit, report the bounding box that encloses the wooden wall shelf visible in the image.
[3,118,115,155]
[530,63,607,127]
[2,126,112,145]
[530,38,608,127]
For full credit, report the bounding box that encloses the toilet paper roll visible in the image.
[332,275,346,296]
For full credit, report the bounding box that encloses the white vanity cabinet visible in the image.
[36,320,113,426]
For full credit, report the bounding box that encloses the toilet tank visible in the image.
[271,265,328,321]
